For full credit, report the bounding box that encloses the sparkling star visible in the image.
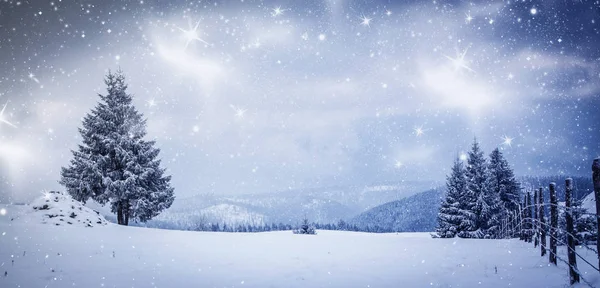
[530,8,537,15]
[394,160,403,168]
[459,153,468,161]
[230,105,247,119]
[465,12,474,23]
[42,190,52,200]
[502,135,514,147]
[360,15,372,27]
[385,10,392,16]
[272,6,286,17]
[0,103,17,128]
[28,73,40,84]
[414,126,425,137]
[177,20,209,50]
[444,48,476,73]
[147,98,157,107]
[0,208,6,216]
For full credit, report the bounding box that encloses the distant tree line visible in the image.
[183,219,401,233]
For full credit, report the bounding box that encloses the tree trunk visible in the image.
[592,158,600,271]
[565,178,580,284]
[123,200,130,226]
[117,201,124,225]
[549,182,558,265]
[539,187,546,257]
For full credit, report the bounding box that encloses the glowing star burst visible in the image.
[28,72,40,83]
[465,12,474,23]
[459,153,468,161]
[272,6,286,17]
[42,190,52,200]
[147,98,157,108]
[177,20,209,50]
[530,8,537,15]
[230,105,247,119]
[414,126,425,137]
[0,208,6,216]
[0,103,17,128]
[501,135,514,147]
[360,15,372,27]
[444,48,476,73]
[394,160,403,168]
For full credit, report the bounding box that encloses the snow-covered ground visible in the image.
[1,202,598,288]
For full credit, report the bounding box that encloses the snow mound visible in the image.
[26,191,108,227]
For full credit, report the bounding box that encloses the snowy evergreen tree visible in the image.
[558,197,597,245]
[487,148,521,237]
[437,157,467,238]
[60,70,175,225]
[294,217,316,235]
[459,138,489,238]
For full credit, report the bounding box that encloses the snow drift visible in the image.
[15,191,108,227]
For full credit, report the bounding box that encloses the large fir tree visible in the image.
[437,157,467,238]
[487,148,520,237]
[459,138,488,238]
[60,70,175,225]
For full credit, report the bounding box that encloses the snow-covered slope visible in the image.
[7,191,107,227]
[580,190,596,213]
[1,210,598,287]
[351,188,443,232]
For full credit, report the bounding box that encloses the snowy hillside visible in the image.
[1,207,599,287]
[351,188,443,232]
[138,181,439,229]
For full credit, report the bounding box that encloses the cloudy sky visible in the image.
[0,0,599,202]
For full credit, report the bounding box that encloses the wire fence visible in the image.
[515,190,599,288]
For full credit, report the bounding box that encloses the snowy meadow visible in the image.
[2,205,599,288]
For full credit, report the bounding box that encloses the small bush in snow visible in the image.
[293,218,316,235]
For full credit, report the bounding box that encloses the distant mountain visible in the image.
[135,180,439,230]
[350,188,444,232]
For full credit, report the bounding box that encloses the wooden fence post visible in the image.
[539,187,546,257]
[565,178,580,284]
[534,190,539,247]
[549,182,557,265]
[592,158,600,270]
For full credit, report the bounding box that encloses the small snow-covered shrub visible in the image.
[293,218,316,235]
[27,191,108,227]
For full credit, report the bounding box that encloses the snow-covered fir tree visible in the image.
[436,157,467,238]
[60,70,175,225]
[459,138,489,238]
[558,197,597,245]
[294,217,316,235]
[437,138,523,239]
[487,148,521,238]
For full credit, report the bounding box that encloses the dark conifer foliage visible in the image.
[60,70,175,225]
